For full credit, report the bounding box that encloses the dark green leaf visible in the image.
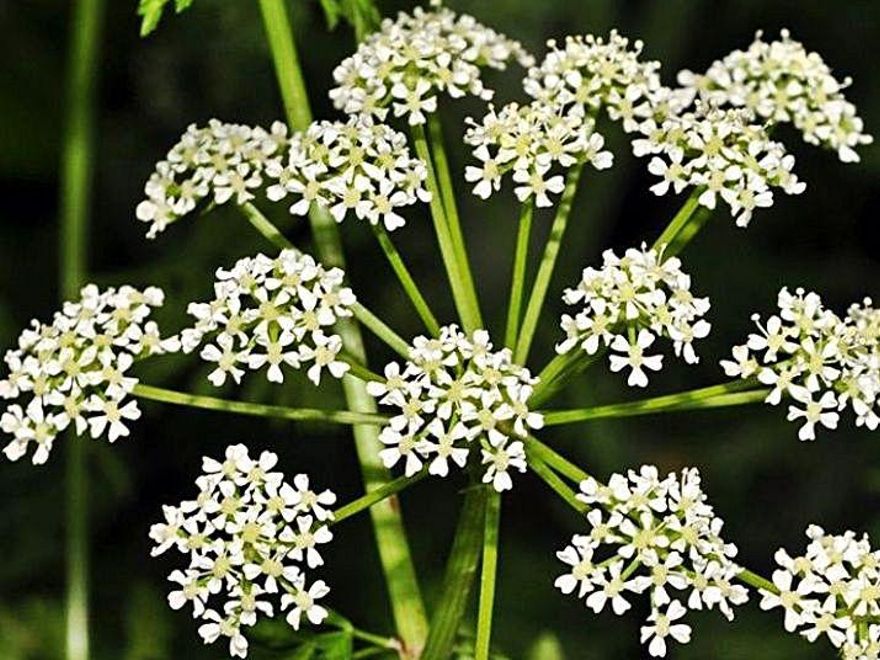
[137,0,196,37]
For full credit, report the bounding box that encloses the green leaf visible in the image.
[316,0,381,40]
[137,0,195,37]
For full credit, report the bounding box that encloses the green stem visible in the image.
[475,490,501,660]
[737,568,779,594]
[340,354,386,383]
[530,347,599,408]
[351,303,411,359]
[60,1,105,658]
[524,436,590,484]
[651,188,712,258]
[527,451,586,514]
[241,201,293,250]
[333,471,427,525]
[515,164,583,365]
[257,2,428,650]
[370,224,441,336]
[426,114,482,329]
[504,202,534,349]
[542,383,769,426]
[133,383,388,425]
[422,485,488,660]
[411,123,482,334]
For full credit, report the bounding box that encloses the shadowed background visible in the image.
[0,0,878,657]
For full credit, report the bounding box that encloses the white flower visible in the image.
[463,101,613,205]
[330,6,533,125]
[609,330,664,388]
[678,30,873,162]
[524,31,665,133]
[151,444,337,657]
[632,104,805,227]
[1,285,174,464]
[724,288,880,440]
[181,250,355,388]
[557,244,710,387]
[640,600,692,657]
[557,466,745,654]
[369,325,541,492]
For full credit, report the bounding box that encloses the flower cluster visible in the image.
[1,285,177,464]
[523,31,664,132]
[721,287,880,440]
[264,116,430,231]
[463,101,613,206]
[556,466,747,658]
[136,120,289,238]
[633,105,806,227]
[760,525,880,658]
[330,6,533,126]
[181,250,355,387]
[367,325,543,492]
[150,444,336,658]
[556,244,711,388]
[678,30,874,163]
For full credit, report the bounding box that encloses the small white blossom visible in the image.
[556,244,711,387]
[678,30,873,162]
[761,525,880,657]
[181,250,355,387]
[150,444,336,658]
[330,6,533,125]
[463,101,612,205]
[368,325,542,492]
[722,287,880,439]
[0,285,177,464]
[555,466,746,656]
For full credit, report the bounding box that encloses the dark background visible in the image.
[1,0,878,657]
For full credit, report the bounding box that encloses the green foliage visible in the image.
[318,0,381,40]
[249,616,354,659]
[137,0,195,36]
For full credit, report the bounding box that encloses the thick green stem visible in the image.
[527,451,587,514]
[426,114,482,329]
[504,202,534,349]
[531,348,599,408]
[651,188,712,258]
[258,3,428,649]
[411,123,482,333]
[133,383,388,425]
[524,436,590,484]
[371,224,441,336]
[474,491,501,660]
[333,471,428,525]
[515,164,583,365]
[422,486,488,660]
[60,1,105,658]
[542,383,769,426]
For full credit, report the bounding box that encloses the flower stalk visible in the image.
[541,382,769,426]
[475,490,502,660]
[515,163,584,364]
[257,0,428,649]
[505,201,534,349]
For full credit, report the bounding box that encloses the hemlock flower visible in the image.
[632,104,806,227]
[556,244,711,387]
[367,325,543,492]
[137,120,287,238]
[761,525,880,658]
[181,250,355,387]
[555,466,747,657]
[150,444,336,658]
[677,30,874,162]
[722,287,880,439]
[264,116,430,231]
[329,6,533,125]
[463,100,613,205]
[0,285,178,464]
[524,31,666,132]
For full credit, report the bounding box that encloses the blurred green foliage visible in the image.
[0,0,878,657]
